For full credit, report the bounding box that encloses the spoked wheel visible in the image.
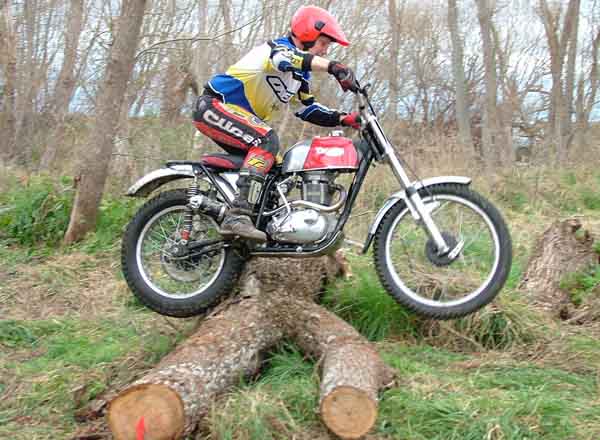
[121,189,244,317]
[374,184,512,319]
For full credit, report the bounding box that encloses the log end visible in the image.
[320,385,378,440]
[107,383,185,440]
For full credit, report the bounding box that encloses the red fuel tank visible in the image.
[303,136,359,170]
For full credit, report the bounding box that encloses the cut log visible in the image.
[278,297,394,439]
[107,254,393,439]
[519,218,597,315]
[320,344,390,439]
[107,279,284,438]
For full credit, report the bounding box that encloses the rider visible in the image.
[193,5,360,242]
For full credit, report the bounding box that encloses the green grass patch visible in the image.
[380,344,468,375]
[453,294,542,350]
[0,171,139,253]
[322,256,420,341]
[74,196,141,254]
[559,265,600,306]
[209,388,306,440]
[378,388,542,439]
[504,257,524,290]
[209,344,320,439]
[0,319,66,348]
[0,315,185,428]
[376,345,599,439]
[562,170,578,186]
[0,175,74,247]
[581,188,600,210]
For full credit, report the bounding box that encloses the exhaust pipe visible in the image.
[189,195,227,221]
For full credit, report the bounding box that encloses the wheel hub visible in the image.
[425,232,459,267]
[160,250,206,282]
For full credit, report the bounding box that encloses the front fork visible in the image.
[366,115,450,255]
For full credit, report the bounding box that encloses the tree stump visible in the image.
[107,255,395,440]
[519,218,598,316]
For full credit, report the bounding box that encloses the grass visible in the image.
[1,165,600,438]
[559,264,600,307]
[208,344,320,440]
[322,254,421,341]
[206,343,600,440]
[0,315,191,439]
[0,173,140,254]
[376,345,600,439]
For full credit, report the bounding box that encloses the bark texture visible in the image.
[0,0,17,163]
[39,0,84,171]
[63,0,147,244]
[107,256,394,440]
[519,218,598,315]
[476,0,501,167]
[538,0,581,163]
[447,0,474,151]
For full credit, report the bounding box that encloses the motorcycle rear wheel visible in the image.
[121,189,244,317]
[373,183,512,319]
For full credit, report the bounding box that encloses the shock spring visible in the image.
[182,178,200,242]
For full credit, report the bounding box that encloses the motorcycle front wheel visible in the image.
[121,189,244,317]
[373,183,512,319]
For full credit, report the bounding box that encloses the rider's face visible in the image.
[308,35,333,57]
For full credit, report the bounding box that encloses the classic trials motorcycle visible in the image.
[121,81,513,319]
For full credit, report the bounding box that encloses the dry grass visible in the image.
[0,251,128,320]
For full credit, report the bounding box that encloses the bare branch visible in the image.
[134,13,263,61]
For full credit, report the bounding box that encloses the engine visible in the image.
[266,171,343,244]
[265,135,358,244]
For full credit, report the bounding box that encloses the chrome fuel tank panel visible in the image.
[281,140,311,174]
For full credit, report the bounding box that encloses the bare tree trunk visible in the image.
[574,29,600,152]
[490,22,514,165]
[585,30,600,127]
[64,0,147,245]
[112,90,137,184]
[188,0,210,93]
[39,0,84,171]
[563,0,580,154]
[0,0,17,163]
[14,0,44,166]
[538,0,579,164]
[447,0,473,152]
[218,0,234,71]
[387,0,401,121]
[161,57,194,126]
[476,0,499,168]
[161,58,179,126]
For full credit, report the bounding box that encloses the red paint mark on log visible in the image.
[136,416,145,440]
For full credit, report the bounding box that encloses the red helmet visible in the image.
[290,6,350,47]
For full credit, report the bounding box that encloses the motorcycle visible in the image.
[121,81,512,319]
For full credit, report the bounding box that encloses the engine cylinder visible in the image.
[302,171,335,205]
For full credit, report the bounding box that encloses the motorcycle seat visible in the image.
[200,153,245,171]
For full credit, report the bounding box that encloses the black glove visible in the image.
[328,61,358,93]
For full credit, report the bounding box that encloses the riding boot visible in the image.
[218,174,267,242]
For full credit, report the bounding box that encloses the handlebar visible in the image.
[352,80,373,115]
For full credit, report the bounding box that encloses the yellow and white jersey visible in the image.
[207,36,341,127]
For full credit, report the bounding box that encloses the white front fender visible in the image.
[362,176,471,253]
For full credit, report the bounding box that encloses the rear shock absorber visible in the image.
[181,177,200,242]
